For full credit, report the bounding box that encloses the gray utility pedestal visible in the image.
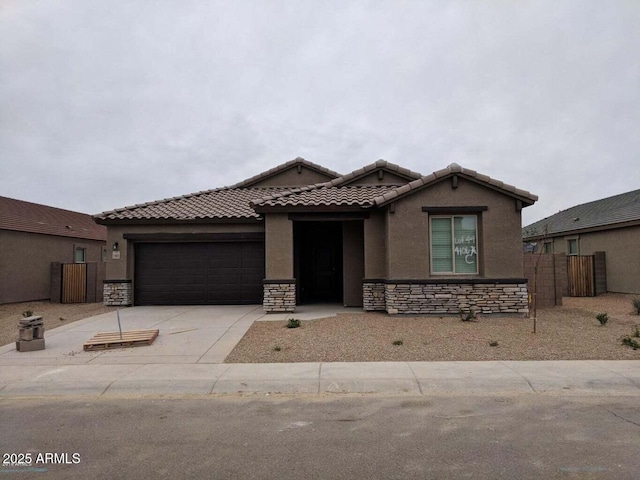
[16,315,45,352]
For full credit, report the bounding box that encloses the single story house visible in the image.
[0,196,107,304]
[94,158,538,315]
[523,189,640,294]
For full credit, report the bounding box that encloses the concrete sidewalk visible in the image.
[1,360,639,397]
[0,306,638,397]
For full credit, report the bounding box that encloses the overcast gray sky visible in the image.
[1,0,638,226]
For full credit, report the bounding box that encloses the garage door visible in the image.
[134,242,264,305]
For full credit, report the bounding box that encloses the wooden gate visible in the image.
[567,255,595,297]
[62,263,87,303]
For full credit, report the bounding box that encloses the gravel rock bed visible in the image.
[225,293,640,363]
[0,301,116,347]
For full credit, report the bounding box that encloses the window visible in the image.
[430,215,478,274]
[543,241,553,254]
[567,238,579,255]
[75,247,86,263]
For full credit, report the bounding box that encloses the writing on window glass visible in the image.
[454,235,476,264]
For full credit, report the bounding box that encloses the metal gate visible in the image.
[62,263,87,303]
[567,255,595,297]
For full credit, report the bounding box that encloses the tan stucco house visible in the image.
[523,189,640,294]
[94,158,538,315]
[0,196,107,304]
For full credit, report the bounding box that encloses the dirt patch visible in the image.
[225,293,640,363]
[0,301,117,347]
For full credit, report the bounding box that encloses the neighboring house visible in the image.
[523,189,640,294]
[0,196,107,304]
[94,158,537,315]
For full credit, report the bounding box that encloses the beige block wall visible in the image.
[105,222,264,280]
[384,177,525,280]
[0,230,105,304]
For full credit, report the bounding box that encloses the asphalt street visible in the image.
[1,395,639,479]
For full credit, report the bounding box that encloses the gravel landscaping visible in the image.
[225,293,640,363]
[0,301,116,347]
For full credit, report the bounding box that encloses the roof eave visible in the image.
[94,217,263,226]
[523,218,640,240]
[252,205,372,214]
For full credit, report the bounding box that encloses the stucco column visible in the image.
[264,213,295,312]
[265,213,294,278]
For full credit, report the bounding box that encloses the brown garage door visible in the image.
[134,242,264,305]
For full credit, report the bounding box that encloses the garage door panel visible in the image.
[135,242,264,305]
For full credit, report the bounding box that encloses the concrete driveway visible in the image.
[0,304,360,366]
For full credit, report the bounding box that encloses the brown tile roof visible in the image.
[95,187,289,222]
[95,161,537,222]
[252,185,394,209]
[0,196,106,241]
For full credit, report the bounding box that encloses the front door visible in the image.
[295,222,343,303]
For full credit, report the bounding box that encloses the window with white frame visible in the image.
[430,215,478,274]
[567,238,579,255]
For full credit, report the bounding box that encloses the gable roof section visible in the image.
[332,159,422,186]
[250,160,421,210]
[252,162,537,211]
[230,157,341,188]
[370,163,538,207]
[523,189,640,239]
[0,196,106,241]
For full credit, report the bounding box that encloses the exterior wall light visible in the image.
[113,242,119,251]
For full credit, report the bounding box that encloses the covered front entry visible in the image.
[134,241,264,305]
[293,220,364,306]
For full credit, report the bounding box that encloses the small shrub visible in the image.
[621,336,640,350]
[460,310,477,322]
[392,339,403,346]
[59,317,65,322]
[632,325,640,338]
[596,313,609,326]
[286,318,301,329]
[273,345,282,352]
[632,297,640,315]
[22,310,33,317]
[489,340,499,347]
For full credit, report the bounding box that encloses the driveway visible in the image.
[1,305,256,366]
[0,304,359,366]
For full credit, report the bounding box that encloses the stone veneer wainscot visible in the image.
[103,280,132,306]
[263,280,296,313]
[363,280,529,315]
